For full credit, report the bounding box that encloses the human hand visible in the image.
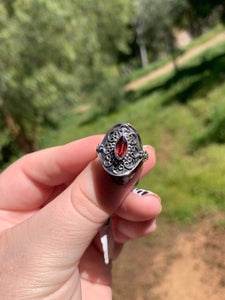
[0,135,161,299]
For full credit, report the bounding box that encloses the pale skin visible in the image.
[0,135,162,299]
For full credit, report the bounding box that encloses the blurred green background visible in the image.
[0,0,225,225]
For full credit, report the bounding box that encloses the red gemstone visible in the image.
[116,136,127,157]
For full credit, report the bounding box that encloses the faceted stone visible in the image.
[116,136,127,157]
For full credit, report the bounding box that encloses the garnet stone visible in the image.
[116,136,127,158]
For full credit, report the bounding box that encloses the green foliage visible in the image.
[0,0,132,156]
[187,0,225,20]
[94,74,126,115]
[184,23,225,51]
[183,0,225,37]
[126,23,224,83]
[194,101,225,147]
[40,38,225,225]
[134,0,188,57]
[135,0,187,30]
[214,218,225,230]
[1,3,225,225]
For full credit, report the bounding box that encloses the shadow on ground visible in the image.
[129,52,225,106]
[128,52,225,149]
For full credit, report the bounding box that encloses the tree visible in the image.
[134,0,188,69]
[187,0,225,20]
[179,0,225,37]
[0,0,132,157]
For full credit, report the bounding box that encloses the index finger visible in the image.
[0,135,103,210]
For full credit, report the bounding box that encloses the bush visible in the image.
[93,74,125,115]
[194,102,225,148]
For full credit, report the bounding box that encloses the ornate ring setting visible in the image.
[96,123,148,184]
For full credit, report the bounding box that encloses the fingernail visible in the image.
[151,218,157,230]
[143,145,155,153]
[133,188,161,202]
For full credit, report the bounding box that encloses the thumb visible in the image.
[34,157,141,263]
[3,158,140,283]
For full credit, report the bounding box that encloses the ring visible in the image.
[96,123,148,185]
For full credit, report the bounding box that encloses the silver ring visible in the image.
[96,123,148,184]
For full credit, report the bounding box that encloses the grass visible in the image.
[39,36,225,225]
[185,23,224,51]
[3,22,210,227]
[127,56,172,82]
[214,218,225,230]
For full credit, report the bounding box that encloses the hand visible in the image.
[0,135,161,299]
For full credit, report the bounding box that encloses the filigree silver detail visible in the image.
[96,123,148,177]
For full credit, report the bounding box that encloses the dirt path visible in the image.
[112,212,225,300]
[125,31,225,91]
